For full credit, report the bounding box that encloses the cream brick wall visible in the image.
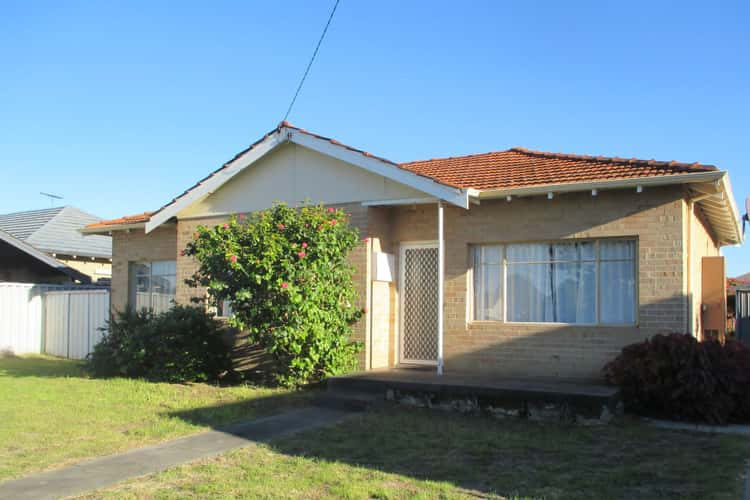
[175,216,226,307]
[110,184,712,381]
[110,224,177,313]
[381,186,690,380]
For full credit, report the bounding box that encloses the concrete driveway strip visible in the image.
[0,406,354,500]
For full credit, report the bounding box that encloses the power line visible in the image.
[282,0,341,122]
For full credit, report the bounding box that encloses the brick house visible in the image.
[83,122,742,381]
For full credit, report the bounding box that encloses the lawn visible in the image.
[0,355,310,481]
[82,407,750,499]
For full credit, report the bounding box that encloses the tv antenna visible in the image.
[40,192,63,207]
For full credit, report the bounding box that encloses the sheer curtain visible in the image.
[506,242,596,323]
[473,246,502,320]
[506,244,553,322]
[551,242,596,323]
[473,239,635,325]
[599,240,636,323]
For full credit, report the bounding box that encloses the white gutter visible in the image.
[719,173,743,245]
[80,222,147,234]
[361,197,437,207]
[470,171,725,201]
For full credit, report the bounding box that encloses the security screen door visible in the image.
[399,243,439,364]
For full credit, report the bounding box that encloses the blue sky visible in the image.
[1,1,748,274]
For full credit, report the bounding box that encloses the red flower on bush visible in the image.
[297,251,306,258]
[230,255,238,263]
[328,207,335,213]
[278,223,285,230]
[223,223,229,229]
[239,214,245,220]
[330,219,338,226]
[301,242,308,248]
[280,282,289,289]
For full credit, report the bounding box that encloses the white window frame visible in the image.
[469,238,638,326]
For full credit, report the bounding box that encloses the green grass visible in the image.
[0,355,310,481]
[83,407,750,499]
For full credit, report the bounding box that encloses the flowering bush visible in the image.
[603,333,750,424]
[184,202,363,387]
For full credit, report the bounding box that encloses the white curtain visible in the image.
[599,240,636,323]
[507,242,595,323]
[473,246,502,320]
[474,240,635,324]
[507,244,554,322]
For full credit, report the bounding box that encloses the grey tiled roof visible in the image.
[0,206,112,258]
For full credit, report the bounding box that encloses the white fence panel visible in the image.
[88,292,109,352]
[0,283,45,354]
[44,290,110,360]
[43,291,68,357]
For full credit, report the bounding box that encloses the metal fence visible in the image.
[0,282,110,359]
[737,286,750,346]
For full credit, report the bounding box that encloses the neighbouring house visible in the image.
[727,273,750,334]
[83,122,742,380]
[0,229,90,284]
[0,207,112,284]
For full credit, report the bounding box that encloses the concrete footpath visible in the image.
[0,406,354,500]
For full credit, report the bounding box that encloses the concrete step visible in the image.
[325,375,387,394]
[313,390,383,411]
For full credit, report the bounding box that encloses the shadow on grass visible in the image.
[166,388,319,428]
[167,400,750,499]
[0,355,86,378]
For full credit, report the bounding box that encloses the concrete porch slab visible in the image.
[327,368,619,413]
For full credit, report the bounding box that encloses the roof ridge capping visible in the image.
[509,147,718,172]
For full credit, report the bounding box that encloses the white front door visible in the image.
[399,242,439,365]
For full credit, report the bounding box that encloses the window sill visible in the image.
[468,320,638,328]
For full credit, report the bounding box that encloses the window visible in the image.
[129,261,176,314]
[472,239,636,324]
[216,299,234,318]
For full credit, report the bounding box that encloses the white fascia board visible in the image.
[145,131,286,233]
[287,129,469,209]
[717,173,743,244]
[472,171,725,200]
[80,223,146,234]
[361,197,437,207]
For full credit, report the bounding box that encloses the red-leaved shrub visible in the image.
[603,333,750,424]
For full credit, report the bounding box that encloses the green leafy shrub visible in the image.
[86,305,233,383]
[184,202,363,387]
[603,333,750,424]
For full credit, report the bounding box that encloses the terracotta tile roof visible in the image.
[91,123,722,230]
[85,211,153,229]
[399,147,718,191]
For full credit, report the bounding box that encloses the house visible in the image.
[83,122,742,380]
[0,207,112,284]
[0,229,90,284]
